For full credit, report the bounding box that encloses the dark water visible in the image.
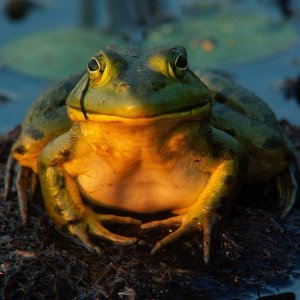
[228,41,300,127]
[0,0,77,133]
[0,0,299,298]
[0,0,300,133]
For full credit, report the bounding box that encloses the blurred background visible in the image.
[0,1,300,298]
[0,0,299,134]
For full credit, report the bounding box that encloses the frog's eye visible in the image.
[87,53,106,83]
[168,48,188,81]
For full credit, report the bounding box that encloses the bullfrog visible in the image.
[5,46,299,263]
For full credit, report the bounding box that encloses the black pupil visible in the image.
[175,54,187,69]
[88,58,99,71]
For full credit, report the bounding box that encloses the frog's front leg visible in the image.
[38,130,141,252]
[142,130,248,263]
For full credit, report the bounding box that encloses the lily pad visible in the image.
[1,10,297,79]
[145,11,298,69]
[0,27,122,80]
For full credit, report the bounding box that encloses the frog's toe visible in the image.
[4,154,16,201]
[82,211,141,245]
[150,224,189,255]
[99,214,142,226]
[68,223,101,253]
[148,212,218,263]
[14,166,38,223]
[87,217,138,245]
[276,164,298,219]
[141,216,183,229]
[148,215,193,255]
[4,156,35,223]
[201,213,218,264]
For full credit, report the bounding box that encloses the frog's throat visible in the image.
[67,102,211,124]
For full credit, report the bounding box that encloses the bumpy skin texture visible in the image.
[9,46,298,263]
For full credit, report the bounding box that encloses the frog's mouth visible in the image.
[69,77,211,122]
[68,101,211,123]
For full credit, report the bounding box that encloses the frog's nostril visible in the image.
[151,82,166,91]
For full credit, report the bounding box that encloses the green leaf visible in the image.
[1,27,122,79]
[145,12,297,69]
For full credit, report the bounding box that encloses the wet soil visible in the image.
[0,124,300,300]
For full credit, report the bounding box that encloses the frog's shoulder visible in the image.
[23,72,83,126]
[11,72,84,171]
[195,69,279,129]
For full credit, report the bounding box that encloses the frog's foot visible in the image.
[15,166,37,223]
[141,212,218,263]
[4,155,38,223]
[68,222,101,253]
[67,210,142,252]
[16,166,34,223]
[4,154,16,201]
[276,164,298,219]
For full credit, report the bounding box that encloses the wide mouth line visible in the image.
[68,101,210,120]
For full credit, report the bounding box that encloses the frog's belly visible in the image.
[76,166,210,214]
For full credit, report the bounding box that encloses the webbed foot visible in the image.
[16,166,38,223]
[4,155,37,223]
[67,210,142,252]
[4,154,16,201]
[276,164,298,219]
[141,211,219,263]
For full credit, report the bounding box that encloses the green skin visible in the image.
[11,46,297,262]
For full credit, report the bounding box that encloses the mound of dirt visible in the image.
[0,123,300,299]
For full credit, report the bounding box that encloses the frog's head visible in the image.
[66,46,212,124]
